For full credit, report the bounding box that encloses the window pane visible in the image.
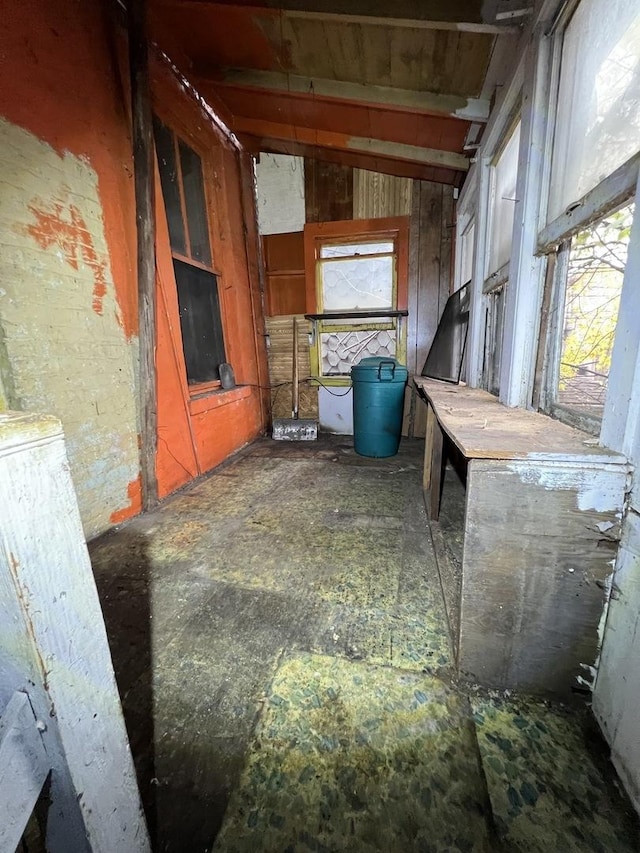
[460,222,475,285]
[488,122,521,275]
[153,116,187,255]
[484,285,506,396]
[321,255,393,312]
[548,0,640,222]
[178,140,212,267]
[174,259,226,385]
[556,203,634,417]
[320,329,397,376]
[320,241,394,258]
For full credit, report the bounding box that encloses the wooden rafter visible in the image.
[233,117,469,171]
[155,0,513,30]
[197,69,491,122]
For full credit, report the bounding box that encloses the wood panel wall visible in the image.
[262,231,306,316]
[304,159,353,223]
[353,170,412,219]
[261,159,454,438]
[404,181,455,437]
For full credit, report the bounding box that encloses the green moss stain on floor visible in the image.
[471,694,640,852]
[89,437,640,852]
[214,653,492,853]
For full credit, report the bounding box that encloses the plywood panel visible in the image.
[304,158,353,223]
[266,315,318,419]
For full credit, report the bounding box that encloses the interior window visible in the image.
[314,235,401,378]
[153,116,227,387]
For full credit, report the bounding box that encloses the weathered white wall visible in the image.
[0,119,139,538]
[254,153,305,235]
[593,508,640,812]
[593,173,640,813]
[318,386,353,434]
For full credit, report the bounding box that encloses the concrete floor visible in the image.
[89,436,639,853]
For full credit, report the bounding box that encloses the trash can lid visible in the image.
[351,356,408,381]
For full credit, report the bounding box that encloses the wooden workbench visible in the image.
[414,377,629,697]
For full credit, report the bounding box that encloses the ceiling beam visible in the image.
[158,0,511,30]
[240,134,463,185]
[232,117,469,170]
[198,69,491,123]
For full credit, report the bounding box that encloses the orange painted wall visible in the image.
[151,63,268,499]
[0,0,268,530]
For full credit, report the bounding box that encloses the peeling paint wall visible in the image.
[255,154,305,235]
[0,0,268,537]
[0,120,140,539]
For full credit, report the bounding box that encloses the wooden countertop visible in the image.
[413,377,626,463]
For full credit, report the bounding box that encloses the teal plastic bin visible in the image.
[351,357,408,458]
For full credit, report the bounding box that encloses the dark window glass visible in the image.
[173,258,226,385]
[153,117,187,255]
[179,139,212,267]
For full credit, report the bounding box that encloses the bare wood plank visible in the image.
[416,182,443,374]
[423,401,435,493]
[413,377,627,463]
[430,409,444,521]
[0,692,50,853]
[439,185,454,307]
[239,152,271,428]
[423,403,444,519]
[129,0,158,510]
[304,158,354,223]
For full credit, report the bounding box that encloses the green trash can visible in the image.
[351,357,408,458]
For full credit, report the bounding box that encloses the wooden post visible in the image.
[128,0,158,510]
[0,412,150,851]
[239,152,270,429]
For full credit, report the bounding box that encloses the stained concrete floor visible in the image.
[89,436,640,853]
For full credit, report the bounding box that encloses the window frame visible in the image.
[534,0,640,433]
[303,217,409,385]
[153,111,229,395]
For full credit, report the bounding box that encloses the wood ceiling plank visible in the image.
[278,17,494,94]
[151,3,496,96]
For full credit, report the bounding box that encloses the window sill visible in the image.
[188,384,252,416]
